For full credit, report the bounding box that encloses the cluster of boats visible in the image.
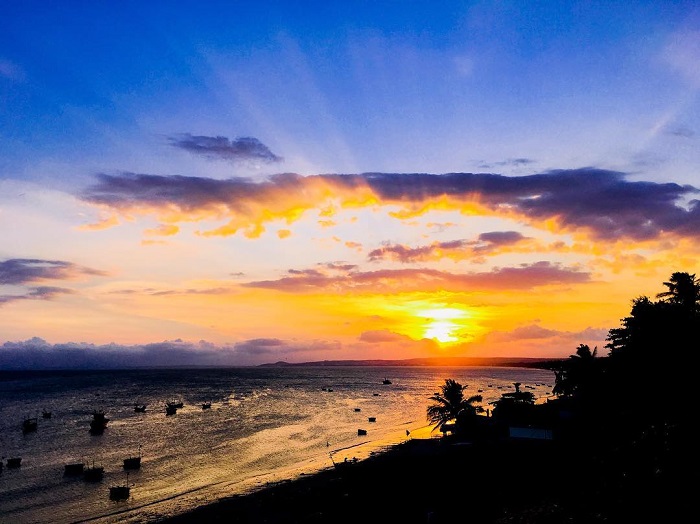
[8,396,215,499]
[10,409,148,500]
[62,446,140,500]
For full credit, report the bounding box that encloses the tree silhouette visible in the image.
[426,378,483,433]
[552,344,600,400]
[656,272,700,312]
[602,271,699,431]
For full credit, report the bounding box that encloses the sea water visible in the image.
[0,366,555,523]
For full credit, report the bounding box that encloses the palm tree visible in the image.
[426,378,483,432]
[553,344,599,398]
[656,272,700,312]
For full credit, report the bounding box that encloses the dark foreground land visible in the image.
[158,428,690,524]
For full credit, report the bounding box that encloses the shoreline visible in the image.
[154,435,571,524]
[155,427,690,524]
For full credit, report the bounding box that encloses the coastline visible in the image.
[156,429,689,524]
[153,434,576,524]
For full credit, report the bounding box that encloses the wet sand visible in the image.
[155,427,691,524]
[153,436,591,524]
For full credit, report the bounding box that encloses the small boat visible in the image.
[165,404,177,416]
[167,400,184,409]
[109,484,130,500]
[382,378,392,385]
[22,417,38,433]
[123,445,142,470]
[64,463,85,476]
[83,461,104,482]
[368,417,376,422]
[134,404,146,413]
[90,410,109,434]
[42,410,52,419]
[353,408,361,412]
[7,457,22,468]
[201,401,211,410]
[357,428,367,436]
[110,471,132,501]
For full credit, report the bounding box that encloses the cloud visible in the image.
[666,125,695,138]
[144,224,180,236]
[77,215,120,231]
[104,285,234,296]
[168,134,282,163]
[466,324,610,359]
[0,337,342,369]
[478,158,536,169]
[0,258,106,307]
[367,231,528,263]
[80,168,700,242]
[243,261,590,294]
[358,330,409,343]
[0,258,106,285]
[0,286,74,305]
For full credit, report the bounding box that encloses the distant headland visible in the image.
[259,356,563,369]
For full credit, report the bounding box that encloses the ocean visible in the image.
[0,365,555,523]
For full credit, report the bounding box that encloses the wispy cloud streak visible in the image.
[0,259,106,307]
[0,258,106,285]
[368,231,528,263]
[243,261,590,293]
[169,134,282,163]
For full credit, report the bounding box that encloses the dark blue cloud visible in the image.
[0,258,106,307]
[0,258,105,285]
[80,168,700,241]
[0,337,341,369]
[169,134,282,163]
[0,286,74,305]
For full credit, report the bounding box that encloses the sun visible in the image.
[420,307,469,344]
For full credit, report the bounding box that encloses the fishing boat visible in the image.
[123,445,142,470]
[83,460,104,482]
[134,404,146,413]
[22,417,38,433]
[64,462,85,476]
[201,401,211,409]
[89,410,109,434]
[382,378,392,385]
[165,404,177,416]
[357,428,367,436]
[167,400,184,409]
[109,472,131,500]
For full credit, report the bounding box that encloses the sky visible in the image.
[1,1,699,368]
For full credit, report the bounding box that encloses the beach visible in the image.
[158,426,691,524]
[155,435,580,524]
